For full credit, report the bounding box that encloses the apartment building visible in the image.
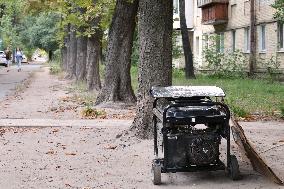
[175,0,284,72]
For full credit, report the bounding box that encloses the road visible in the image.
[0,63,41,100]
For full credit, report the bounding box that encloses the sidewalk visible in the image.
[0,64,41,100]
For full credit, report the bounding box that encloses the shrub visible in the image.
[202,35,247,78]
[49,61,61,75]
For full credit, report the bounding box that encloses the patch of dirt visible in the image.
[0,125,281,189]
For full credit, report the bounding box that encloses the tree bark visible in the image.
[76,35,88,81]
[67,26,77,79]
[179,0,195,79]
[48,50,53,61]
[86,31,102,91]
[249,0,256,76]
[131,0,173,138]
[62,24,70,71]
[95,0,138,104]
[61,47,67,70]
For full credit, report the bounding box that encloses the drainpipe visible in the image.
[249,0,256,76]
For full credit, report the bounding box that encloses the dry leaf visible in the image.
[46,150,56,155]
[105,145,117,150]
[65,152,76,156]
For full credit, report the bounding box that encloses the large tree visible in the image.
[76,33,88,81]
[86,1,102,91]
[179,0,195,79]
[66,25,77,79]
[95,0,138,104]
[131,0,173,138]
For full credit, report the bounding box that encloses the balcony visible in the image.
[197,0,229,8]
[201,3,228,25]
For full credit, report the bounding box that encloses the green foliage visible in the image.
[272,0,284,22]
[20,12,60,52]
[202,35,247,78]
[172,30,183,59]
[0,0,26,49]
[56,0,115,46]
[258,54,281,82]
[49,61,62,75]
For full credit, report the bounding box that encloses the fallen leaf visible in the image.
[46,150,56,155]
[65,152,76,156]
[105,144,117,150]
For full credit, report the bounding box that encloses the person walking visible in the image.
[4,47,12,72]
[15,47,23,72]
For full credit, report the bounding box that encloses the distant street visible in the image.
[0,63,42,100]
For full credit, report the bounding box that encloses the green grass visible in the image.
[130,67,284,118]
[49,61,62,75]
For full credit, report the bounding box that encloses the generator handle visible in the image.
[161,101,231,124]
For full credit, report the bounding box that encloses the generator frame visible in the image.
[151,86,240,185]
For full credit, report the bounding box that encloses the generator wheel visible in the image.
[228,155,240,180]
[152,162,161,185]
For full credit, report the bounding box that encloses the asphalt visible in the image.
[0,63,41,100]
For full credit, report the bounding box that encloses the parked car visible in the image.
[0,51,7,67]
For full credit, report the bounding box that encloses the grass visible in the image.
[57,63,283,119]
[49,61,62,75]
[131,66,284,118]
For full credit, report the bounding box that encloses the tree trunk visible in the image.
[179,0,195,79]
[86,32,102,91]
[95,0,138,104]
[249,0,256,76]
[76,35,88,81]
[48,50,53,61]
[61,47,67,70]
[131,0,173,138]
[67,26,77,79]
[62,25,70,71]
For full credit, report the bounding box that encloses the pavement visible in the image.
[0,63,42,100]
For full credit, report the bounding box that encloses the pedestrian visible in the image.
[4,47,12,72]
[15,47,23,72]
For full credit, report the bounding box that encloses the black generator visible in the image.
[151,86,240,185]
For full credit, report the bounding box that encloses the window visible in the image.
[244,27,250,53]
[278,23,284,50]
[259,25,266,52]
[216,33,224,53]
[232,30,236,51]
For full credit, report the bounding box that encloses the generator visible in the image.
[151,86,240,185]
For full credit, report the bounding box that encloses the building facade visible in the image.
[176,0,284,72]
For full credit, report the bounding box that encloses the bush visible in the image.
[203,35,247,78]
[258,55,281,82]
[49,61,61,75]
